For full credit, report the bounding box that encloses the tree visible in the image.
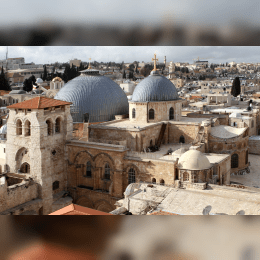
[231,77,241,97]
[123,70,126,79]
[0,67,11,91]
[140,67,150,77]
[43,65,48,81]
[23,78,33,92]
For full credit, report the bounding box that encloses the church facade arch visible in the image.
[94,199,114,213]
[76,196,94,209]
[74,150,94,165]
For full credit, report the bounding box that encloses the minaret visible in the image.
[6,47,8,71]
[88,58,92,69]
[164,56,166,67]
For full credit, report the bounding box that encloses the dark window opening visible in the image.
[104,163,110,180]
[128,168,136,184]
[86,161,92,177]
[53,181,59,191]
[179,135,185,143]
[132,108,136,119]
[149,109,155,120]
[169,107,174,120]
[231,153,239,168]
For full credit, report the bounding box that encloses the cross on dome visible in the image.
[152,53,158,71]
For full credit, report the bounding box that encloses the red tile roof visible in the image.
[149,210,180,215]
[49,204,113,215]
[7,97,72,109]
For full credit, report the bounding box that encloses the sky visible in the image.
[1,0,259,28]
[0,46,260,65]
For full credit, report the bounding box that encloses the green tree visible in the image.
[23,77,34,92]
[43,65,48,81]
[231,77,241,97]
[0,67,11,91]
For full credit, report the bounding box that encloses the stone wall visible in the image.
[129,100,182,123]
[0,177,38,213]
[249,137,260,154]
[168,122,200,144]
[208,134,249,175]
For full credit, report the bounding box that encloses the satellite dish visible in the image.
[236,210,245,215]
[202,205,212,215]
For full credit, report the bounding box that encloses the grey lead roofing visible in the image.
[131,72,179,102]
[54,74,129,123]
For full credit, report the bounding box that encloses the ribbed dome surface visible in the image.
[132,72,179,102]
[54,74,129,122]
[178,150,211,170]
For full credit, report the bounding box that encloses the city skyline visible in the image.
[0,47,260,65]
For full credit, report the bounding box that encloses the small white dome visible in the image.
[178,149,211,170]
[36,78,43,84]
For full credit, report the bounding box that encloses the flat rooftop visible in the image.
[90,117,208,131]
[127,143,228,164]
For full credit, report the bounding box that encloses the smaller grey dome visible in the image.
[132,71,179,102]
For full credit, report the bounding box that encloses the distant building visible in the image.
[70,59,81,68]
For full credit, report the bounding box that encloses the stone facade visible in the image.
[129,100,182,123]
[4,103,73,215]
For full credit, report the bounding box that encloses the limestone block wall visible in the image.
[67,143,127,200]
[208,135,249,174]
[249,138,260,154]
[123,158,176,193]
[168,122,200,144]
[129,100,182,123]
[0,180,38,213]
[6,105,72,214]
[89,123,166,152]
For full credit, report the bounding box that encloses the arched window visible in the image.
[104,163,110,180]
[149,109,155,120]
[132,108,136,119]
[20,163,30,173]
[179,135,185,143]
[183,172,189,181]
[24,120,31,136]
[86,161,91,177]
[152,178,156,184]
[169,107,174,120]
[53,181,59,191]
[128,168,136,184]
[231,153,239,168]
[46,120,52,136]
[251,120,254,128]
[245,150,248,165]
[16,119,22,135]
[55,117,61,133]
[160,179,165,186]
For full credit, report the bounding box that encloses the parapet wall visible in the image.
[0,178,38,213]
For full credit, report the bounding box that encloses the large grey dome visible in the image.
[54,72,129,122]
[132,71,179,102]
